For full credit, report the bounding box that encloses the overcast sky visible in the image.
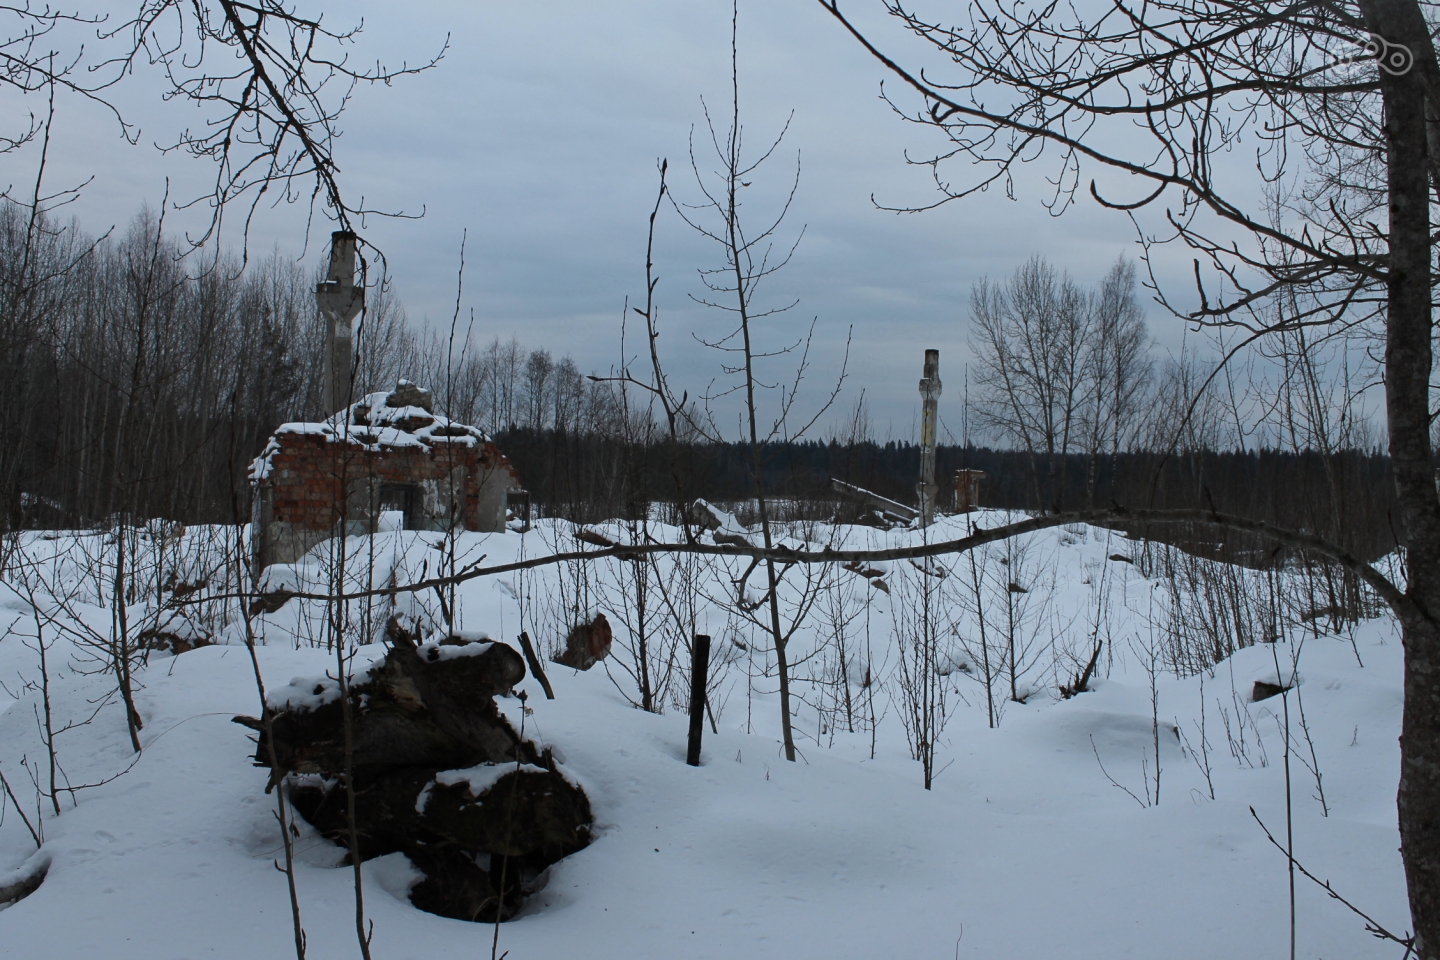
[3,0,1210,440]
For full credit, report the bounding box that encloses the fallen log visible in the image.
[235,631,591,923]
[236,635,528,783]
[0,849,50,906]
[423,764,592,862]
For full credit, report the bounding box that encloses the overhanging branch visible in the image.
[195,507,1410,623]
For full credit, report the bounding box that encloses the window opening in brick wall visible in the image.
[379,482,417,530]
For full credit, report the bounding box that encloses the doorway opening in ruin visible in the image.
[379,482,417,530]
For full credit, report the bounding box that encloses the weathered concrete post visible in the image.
[317,231,364,416]
[918,349,942,527]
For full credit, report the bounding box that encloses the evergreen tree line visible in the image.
[495,432,1398,561]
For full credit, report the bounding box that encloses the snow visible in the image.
[248,386,492,481]
[0,849,49,905]
[415,638,494,663]
[0,514,1413,958]
[694,499,756,546]
[142,608,210,645]
[264,644,391,711]
[432,763,549,801]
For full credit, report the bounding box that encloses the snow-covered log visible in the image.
[0,850,50,906]
[236,632,528,782]
[233,627,592,922]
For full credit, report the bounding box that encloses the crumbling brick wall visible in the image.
[250,383,522,570]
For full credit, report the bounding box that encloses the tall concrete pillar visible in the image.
[918,348,941,527]
[317,231,364,416]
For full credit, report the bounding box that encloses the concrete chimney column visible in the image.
[317,231,364,416]
[918,348,942,527]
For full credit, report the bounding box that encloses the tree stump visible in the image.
[553,612,613,671]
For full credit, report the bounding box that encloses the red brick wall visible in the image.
[262,433,519,532]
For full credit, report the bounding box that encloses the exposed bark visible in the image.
[238,633,528,786]
[0,850,50,906]
[423,769,592,862]
[238,634,590,923]
[1358,1,1440,953]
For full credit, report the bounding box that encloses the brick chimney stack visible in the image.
[317,231,364,416]
[918,348,941,527]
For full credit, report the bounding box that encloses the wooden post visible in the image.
[517,631,555,700]
[686,634,711,766]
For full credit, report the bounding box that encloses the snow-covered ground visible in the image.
[0,514,1412,958]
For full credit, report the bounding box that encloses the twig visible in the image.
[1249,807,1414,951]
[0,765,40,848]
[1090,734,1147,808]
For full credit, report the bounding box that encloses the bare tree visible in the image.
[954,542,1002,727]
[110,0,444,248]
[351,281,417,407]
[0,5,124,156]
[481,337,524,434]
[890,554,957,788]
[969,256,1092,511]
[2,0,441,257]
[1082,258,1151,503]
[673,1,846,762]
[817,0,1440,949]
[523,349,555,432]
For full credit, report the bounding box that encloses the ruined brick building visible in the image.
[249,233,522,571]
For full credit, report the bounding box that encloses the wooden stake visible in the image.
[686,634,712,766]
[517,631,555,700]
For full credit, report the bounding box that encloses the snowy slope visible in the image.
[0,517,1412,959]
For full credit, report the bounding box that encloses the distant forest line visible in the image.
[0,203,1398,565]
[495,430,1399,562]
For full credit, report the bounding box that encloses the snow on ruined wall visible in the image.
[248,381,523,566]
[248,383,503,482]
